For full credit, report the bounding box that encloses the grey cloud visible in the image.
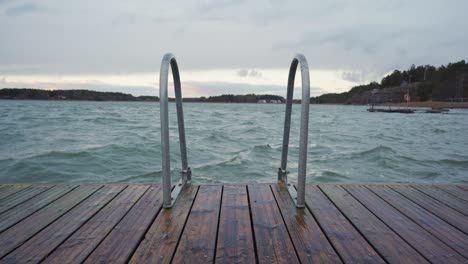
[197,0,245,13]
[249,70,261,78]
[5,3,43,16]
[237,69,262,78]
[341,72,365,83]
[0,0,466,82]
[237,69,248,77]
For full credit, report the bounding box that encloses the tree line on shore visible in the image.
[311,60,468,104]
[0,89,159,102]
[0,88,285,103]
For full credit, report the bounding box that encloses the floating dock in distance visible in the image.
[0,183,467,263]
[367,108,415,113]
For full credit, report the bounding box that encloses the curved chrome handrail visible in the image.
[278,54,310,208]
[160,53,191,208]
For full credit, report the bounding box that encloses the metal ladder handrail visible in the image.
[159,53,191,208]
[278,54,310,208]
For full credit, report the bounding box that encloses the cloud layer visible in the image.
[1,0,467,95]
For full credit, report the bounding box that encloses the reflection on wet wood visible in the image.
[0,183,466,263]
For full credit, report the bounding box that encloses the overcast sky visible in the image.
[0,0,467,97]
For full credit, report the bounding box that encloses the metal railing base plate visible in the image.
[164,178,188,209]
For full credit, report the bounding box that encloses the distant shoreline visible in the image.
[2,98,468,108]
[0,99,284,104]
[0,88,285,104]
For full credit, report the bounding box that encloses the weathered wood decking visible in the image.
[0,183,467,263]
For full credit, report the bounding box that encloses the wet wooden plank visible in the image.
[437,185,468,202]
[0,185,76,233]
[391,185,468,234]
[414,185,468,216]
[248,184,299,264]
[0,185,52,214]
[305,185,385,263]
[215,185,256,263]
[172,185,222,263]
[319,185,428,264]
[84,185,163,263]
[0,185,30,200]
[0,183,465,263]
[43,185,149,264]
[3,185,125,263]
[0,185,101,258]
[345,185,465,263]
[272,184,341,263]
[368,185,468,259]
[129,185,199,264]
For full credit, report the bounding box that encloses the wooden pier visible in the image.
[0,183,467,263]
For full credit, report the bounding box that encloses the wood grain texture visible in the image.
[215,185,256,263]
[43,185,149,264]
[305,185,385,263]
[0,185,76,233]
[272,184,341,263]
[0,185,101,258]
[0,185,51,214]
[129,185,199,264]
[345,185,465,263]
[368,185,468,259]
[248,184,299,264]
[414,185,468,216]
[391,185,468,234]
[0,183,466,263]
[172,185,223,264]
[0,185,30,200]
[437,185,468,202]
[84,185,163,264]
[319,185,428,264]
[2,185,125,263]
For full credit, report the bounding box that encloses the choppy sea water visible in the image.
[0,100,467,184]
